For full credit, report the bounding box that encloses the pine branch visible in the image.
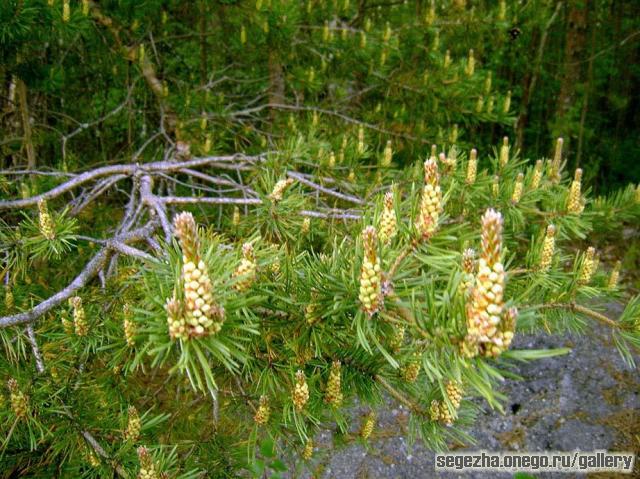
[0,221,158,328]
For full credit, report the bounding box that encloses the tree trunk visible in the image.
[17,79,35,170]
[555,0,589,135]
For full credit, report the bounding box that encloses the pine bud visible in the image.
[487,95,495,113]
[531,159,544,189]
[499,137,510,167]
[496,0,506,19]
[443,50,451,69]
[567,168,584,214]
[383,22,392,43]
[137,446,159,479]
[301,438,314,460]
[500,89,510,113]
[233,243,257,291]
[402,353,421,383]
[492,175,500,197]
[549,137,564,183]
[465,49,475,76]
[348,169,356,182]
[360,411,376,439]
[382,140,393,167]
[123,304,136,347]
[539,225,556,272]
[324,361,343,407]
[360,31,367,48]
[70,296,87,337]
[232,207,240,226]
[269,178,294,202]
[357,125,365,155]
[62,0,70,22]
[38,199,56,240]
[484,72,492,94]
[511,172,524,203]
[416,159,443,239]
[203,133,212,154]
[358,226,382,315]
[125,406,141,442]
[301,217,311,235]
[578,247,597,285]
[240,25,247,45]
[466,149,477,184]
[138,44,146,65]
[82,0,89,15]
[450,124,459,144]
[8,378,28,420]
[174,212,200,262]
[292,370,309,411]
[475,96,484,113]
[608,261,621,289]
[425,1,436,25]
[254,395,271,425]
[378,192,397,244]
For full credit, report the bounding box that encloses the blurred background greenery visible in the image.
[0,0,639,193]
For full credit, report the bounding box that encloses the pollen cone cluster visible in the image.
[499,137,510,167]
[167,212,225,340]
[137,446,159,479]
[464,209,517,357]
[608,261,621,289]
[254,395,271,425]
[269,178,294,202]
[302,438,314,460]
[567,169,585,214]
[378,192,397,244]
[70,296,87,337]
[578,247,597,285]
[360,411,376,439]
[125,406,141,442]
[324,361,343,407]
[389,324,405,351]
[511,173,524,203]
[382,140,393,167]
[531,159,544,189]
[466,149,477,185]
[430,381,463,425]
[292,370,309,411]
[416,158,442,239]
[539,225,556,271]
[358,226,382,315]
[550,137,564,183]
[233,243,257,291]
[402,353,421,383]
[38,199,56,240]
[8,378,28,420]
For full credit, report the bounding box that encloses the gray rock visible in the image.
[286,306,639,479]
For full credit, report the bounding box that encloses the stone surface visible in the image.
[291,304,639,478]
